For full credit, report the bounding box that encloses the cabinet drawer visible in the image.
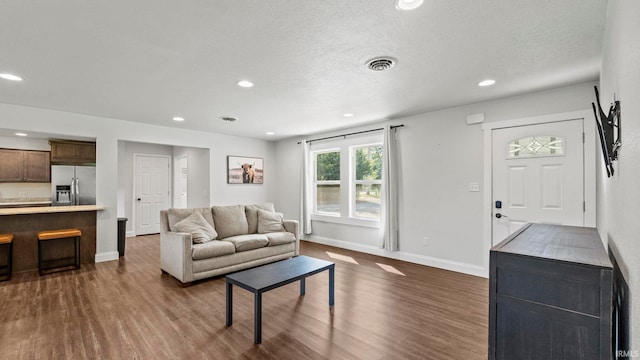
[496,253,603,316]
[495,295,600,360]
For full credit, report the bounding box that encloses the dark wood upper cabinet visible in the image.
[49,140,96,165]
[24,151,51,182]
[0,149,50,183]
[0,149,25,182]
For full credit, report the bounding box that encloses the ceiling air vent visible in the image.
[220,116,238,122]
[366,56,397,71]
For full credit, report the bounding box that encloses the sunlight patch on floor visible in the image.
[326,251,359,264]
[376,263,406,276]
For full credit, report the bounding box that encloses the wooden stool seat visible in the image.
[37,229,81,275]
[0,233,13,281]
[0,234,13,244]
[38,229,82,241]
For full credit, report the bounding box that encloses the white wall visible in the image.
[275,81,598,276]
[174,146,210,208]
[0,135,50,151]
[598,0,640,351]
[0,102,276,263]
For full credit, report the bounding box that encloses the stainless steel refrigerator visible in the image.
[51,165,96,206]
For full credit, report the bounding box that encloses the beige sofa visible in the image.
[160,204,299,284]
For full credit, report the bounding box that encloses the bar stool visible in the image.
[0,234,13,281]
[37,229,81,275]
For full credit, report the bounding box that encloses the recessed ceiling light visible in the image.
[343,113,354,117]
[172,116,185,122]
[266,132,275,136]
[396,0,424,11]
[15,132,27,137]
[0,73,23,81]
[478,79,496,87]
[220,116,238,122]
[237,80,254,88]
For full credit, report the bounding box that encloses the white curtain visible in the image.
[380,125,399,251]
[301,140,313,235]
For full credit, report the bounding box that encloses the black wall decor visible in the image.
[592,86,621,177]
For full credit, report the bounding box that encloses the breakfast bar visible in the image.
[0,205,104,273]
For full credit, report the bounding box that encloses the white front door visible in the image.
[491,119,584,244]
[135,154,170,235]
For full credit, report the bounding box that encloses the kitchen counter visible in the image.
[0,205,104,216]
[0,205,104,273]
[0,201,52,207]
[0,197,52,208]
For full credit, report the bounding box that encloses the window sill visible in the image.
[311,213,381,228]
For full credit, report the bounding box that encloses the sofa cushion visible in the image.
[192,240,236,260]
[223,234,269,252]
[245,203,276,233]
[265,232,296,246]
[212,205,249,239]
[257,209,286,233]
[167,207,214,232]
[174,211,218,243]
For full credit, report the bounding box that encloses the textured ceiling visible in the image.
[0,0,607,140]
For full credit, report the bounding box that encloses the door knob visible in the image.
[495,213,507,219]
[137,198,141,201]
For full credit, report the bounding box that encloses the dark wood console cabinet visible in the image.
[489,223,612,360]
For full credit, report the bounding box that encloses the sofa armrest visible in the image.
[160,231,194,283]
[283,220,300,256]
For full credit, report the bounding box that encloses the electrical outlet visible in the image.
[423,237,429,246]
[468,183,480,192]
[19,191,28,197]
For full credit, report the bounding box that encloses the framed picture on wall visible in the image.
[227,156,264,184]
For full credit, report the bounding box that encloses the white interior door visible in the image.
[135,155,170,235]
[491,119,584,244]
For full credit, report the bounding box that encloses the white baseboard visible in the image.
[95,251,119,263]
[126,230,136,237]
[304,235,488,278]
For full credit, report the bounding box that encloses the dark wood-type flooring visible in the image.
[0,235,489,359]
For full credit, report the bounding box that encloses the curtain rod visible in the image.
[297,124,404,144]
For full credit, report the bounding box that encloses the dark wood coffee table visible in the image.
[225,255,335,344]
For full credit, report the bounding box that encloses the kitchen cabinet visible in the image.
[49,140,96,165]
[0,149,51,182]
[24,151,51,182]
[489,223,613,360]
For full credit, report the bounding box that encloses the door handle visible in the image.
[137,198,141,201]
[495,213,507,219]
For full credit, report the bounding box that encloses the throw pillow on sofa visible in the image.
[174,211,218,244]
[212,205,249,239]
[245,203,276,233]
[167,208,214,232]
[257,209,286,233]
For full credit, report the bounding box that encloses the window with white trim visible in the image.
[310,134,383,227]
[314,149,341,215]
[353,144,382,219]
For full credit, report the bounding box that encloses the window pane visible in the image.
[507,136,565,158]
[316,152,340,181]
[317,184,340,214]
[355,183,381,219]
[355,146,382,180]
